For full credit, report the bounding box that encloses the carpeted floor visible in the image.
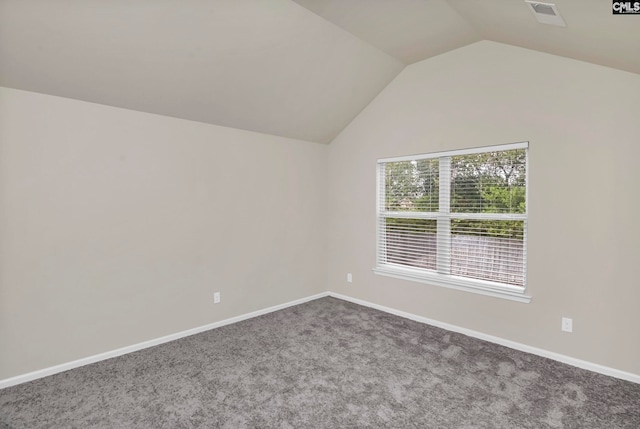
[1,297,639,428]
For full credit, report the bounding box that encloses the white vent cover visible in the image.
[525,1,566,26]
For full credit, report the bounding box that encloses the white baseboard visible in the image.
[328,292,640,384]
[0,292,330,389]
[3,290,638,389]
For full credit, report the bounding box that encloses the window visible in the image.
[374,142,530,302]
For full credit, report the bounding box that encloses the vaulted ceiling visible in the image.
[1,1,637,144]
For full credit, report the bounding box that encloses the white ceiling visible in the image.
[1,1,637,144]
[292,0,481,64]
[448,0,640,75]
[294,0,640,74]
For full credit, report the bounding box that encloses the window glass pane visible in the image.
[450,149,526,214]
[384,218,437,269]
[450,219,525,286]
[385,159,439,212]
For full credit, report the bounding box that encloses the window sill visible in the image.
[373,265,531,303]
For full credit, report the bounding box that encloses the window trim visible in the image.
[374,142,531,303]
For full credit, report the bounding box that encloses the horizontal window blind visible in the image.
[377,143,528,293]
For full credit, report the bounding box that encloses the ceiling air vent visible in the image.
[525,1,566,26]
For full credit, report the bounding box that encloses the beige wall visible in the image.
[327,41,640,375]
[0,87,327,379]
[2,40,639,382]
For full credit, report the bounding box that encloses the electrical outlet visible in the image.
[214,292,221,304]
[561,317,572,333]
[347,273,353,283]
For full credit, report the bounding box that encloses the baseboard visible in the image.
[3,290,638,389]
[328,292,640,384]
[0,292,330,389]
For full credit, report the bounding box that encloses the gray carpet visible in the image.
[1,297,639,428]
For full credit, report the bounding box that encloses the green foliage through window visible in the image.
[451,149,526,215]
[384,149,526,239]
[384,159,439,212]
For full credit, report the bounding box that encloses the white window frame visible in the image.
[373,142,531,303]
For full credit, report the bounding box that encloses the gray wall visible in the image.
[2,40,639,381]
[0,87,328,379]
[327,41,640,375]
